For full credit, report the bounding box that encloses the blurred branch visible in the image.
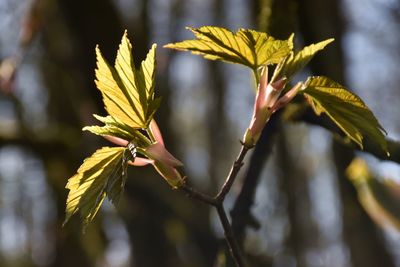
[228,0,297,253]
[298,0,397,266]
[0,126,79,157]
[285,104,400,163]
[333,143,396,267]
[0,0,47,93]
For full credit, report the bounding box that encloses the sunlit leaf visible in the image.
[237,29,292,66]
[164,26,291,69]
[84,115,137,141]
[302,76,388,153]
[95,31,159,129]
[64,147,127,228]
[83,115,151,147]
[275,39,334,81]
[347,158,400,230]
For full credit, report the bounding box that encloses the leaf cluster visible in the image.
[65,26,389,230]
[96,31,160,129]
[65,32,159,228]
[166,26,387,153]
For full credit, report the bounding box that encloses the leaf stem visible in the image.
[146,127,156,143]
[253,68,260,88]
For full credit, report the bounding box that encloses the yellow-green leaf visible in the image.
[164,26,291,69]
[64,147,126,228]
[237,29,292,66]
[83,115,151,147]
[95,31,159,129]
[83,115,137,142]
[276,38,334,81]
[302,76,388,153]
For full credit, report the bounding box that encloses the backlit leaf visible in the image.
[83,115,150,147]
[95,31,159,129]
[164,26,291,69]
[64,147,127,228]
[302,76,388,153]
[84,115,137,141]
[275,39,334,81]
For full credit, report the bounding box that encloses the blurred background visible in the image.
[0,0,400,266]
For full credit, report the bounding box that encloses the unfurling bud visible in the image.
[243,66,288,147]
[271,82,303,112]
[143,142,184,188]
[104,119,184,188]
[243,67,303,147]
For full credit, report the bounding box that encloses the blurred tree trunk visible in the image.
[107,1,184,266]
[277,127,318,267]
[37,0,126,265]
[297,0,396,267]
[207,0,228,191]
[232,2,305,267]
[263,1,323,265]
[121,1,218,266]
[265,3,320,266]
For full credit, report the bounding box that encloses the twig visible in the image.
[180,183,217,206]
[180,144,250,267]
[216,203,246,267]
[216,144,250,202]
[231,115,280,246]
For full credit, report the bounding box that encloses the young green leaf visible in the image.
[95,31,160,129]
[64,147,126,228]
[84,115,137,142]
[301,76,388,154]
[273,39,334,82]
[164,26,291,69]
[83,115,151,148]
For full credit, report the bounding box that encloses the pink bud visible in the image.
[128,157,154,166]
[145,142,183,167]
[243,69,287,147]
[103,135,129,146]
[153,161,183,188]
[271,82,302,112]
[150,120,164,146]
[253,66,269,114]
[103,119,184,187]
[144,121,184,186]
[263,77,287,109]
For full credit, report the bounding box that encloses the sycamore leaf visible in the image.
[275,39,334,81]
[164,26,291,69]
[83,115,151,147]
[64,147,126,228]
[301,76,388,153]
[84,115,137,142]
[95,31,160,129]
